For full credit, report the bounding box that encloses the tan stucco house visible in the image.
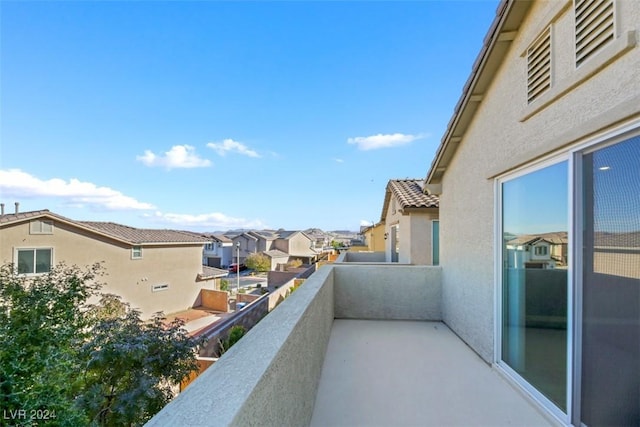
[424,0,640,424]
[361,222,385,252]
[380,179,439,264]
[0,209,213,319]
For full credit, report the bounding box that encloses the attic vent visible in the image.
[527,27,552,103]
[575,0,615,66]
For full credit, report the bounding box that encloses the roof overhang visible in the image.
[425,0,533,185]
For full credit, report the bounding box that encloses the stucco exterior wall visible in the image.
[334,264,441,320]
[286,233,314,257]
[0,219,207,319]
[439,0,640,362]
[408,213,438,265]
[149,263,335,427]
[383,197,438,264]
[364,223,385,251]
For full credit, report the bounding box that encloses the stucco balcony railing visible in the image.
[147,263,554,427]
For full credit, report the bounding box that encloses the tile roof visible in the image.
[264,249,289,258]
[78,221,211,244]
[0,209,53,224]
[388,179,439,209]
[1,209,210,245]
[199,266,229,279]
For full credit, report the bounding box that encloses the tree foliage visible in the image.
[217,325,246,356]
[244,253,270,272]
[0,264,200,426]
[285,258,303,270]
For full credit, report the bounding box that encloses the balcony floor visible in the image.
[311,320,555,427]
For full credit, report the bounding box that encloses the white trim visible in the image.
[131,245,143,259]
[570,150,584,427]
[495,121,640,425]
[496,156,571,422]
[14,247,54,275]
[493,179,503,364]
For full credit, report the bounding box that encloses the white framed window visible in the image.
[534,245,548,256]
[16,248,53,275]
[131,246,143,259]
[152,283,169,292]
[29,220,53,234]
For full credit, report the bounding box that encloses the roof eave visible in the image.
[425,0,533,186]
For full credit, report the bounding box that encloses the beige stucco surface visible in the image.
[438,0,640,362]
[384,198,438,264]
[1,219,208,319]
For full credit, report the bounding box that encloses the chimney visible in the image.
[15,202,19,214]
[0,203,4,215]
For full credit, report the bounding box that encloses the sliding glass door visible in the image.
[499,131,640,425]
[501,161,569,412]
[579,135,640,426]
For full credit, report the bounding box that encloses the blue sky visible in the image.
[1,1,499,232]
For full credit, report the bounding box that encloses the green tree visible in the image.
[217,325,246,356]
[244,253,270,272]
[0,264,200,426]
[78,296,199,426]
[220,279,229,291]
[0,263,99,425]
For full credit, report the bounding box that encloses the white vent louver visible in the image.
[575,0,615,66]
[527,27,551,103]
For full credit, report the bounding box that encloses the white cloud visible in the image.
[334,158,344,163]
[144,211,267,230]
[137,145,211,169]
[0,169,155,211]
[360,219,374,227]
[207,139,260,158]
[347,133,427,151]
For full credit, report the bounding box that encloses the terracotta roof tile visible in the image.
[0,209,52,224]
[388,179,439,209]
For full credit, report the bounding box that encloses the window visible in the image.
[527,26,552,103]
[132,246,142,259]
[29,220,53,234]
[498,128,640,425]
[534,245,548,256]
[575,0,615,66]
[16,248,52,274]
[152,283,169,292]
[432,220,440,265]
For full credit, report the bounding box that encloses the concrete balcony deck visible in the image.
[311,319,550,426]
[148,262,556,427]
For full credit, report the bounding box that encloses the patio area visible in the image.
[311,319,554,426]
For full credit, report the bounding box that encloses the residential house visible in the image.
[248,230,279,252]
[0,209,212,319]
[273,230,318,265]
[423,0,640,424]
[149,1,639,425]
[505,232,568,269]
[380,179,439,264]
[304,228,331,251]
[201,233,233,268]
[263,249,290,271]
[227,232,259,264]
[360,222,385,252]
